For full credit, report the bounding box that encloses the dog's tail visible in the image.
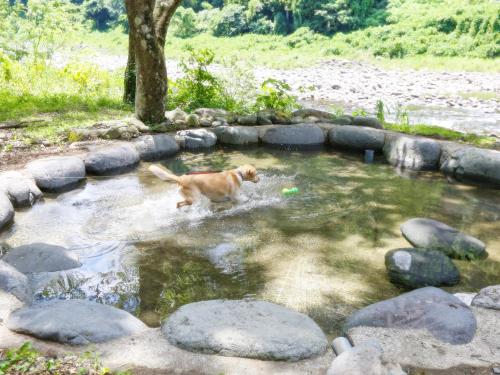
[149,165,182,183]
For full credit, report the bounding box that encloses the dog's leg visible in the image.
[177,187,195,209]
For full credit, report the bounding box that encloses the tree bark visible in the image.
[124,0,182,124]
[123,30,136,105]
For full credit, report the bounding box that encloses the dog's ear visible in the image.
[241,165,259,182]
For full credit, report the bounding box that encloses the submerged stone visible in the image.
[385,248,460,289]
[162,299,328,361]
[7,299,147,345]
[344,287,477,345]
[2,243,81,274]
[401,218,486,260]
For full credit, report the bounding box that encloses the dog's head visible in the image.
[238,165,260,183]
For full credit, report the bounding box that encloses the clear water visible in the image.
[1,148,500,336]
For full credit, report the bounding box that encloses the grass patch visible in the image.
[73,29,500,72]
[385,122,497,148]
[0,342,132,375]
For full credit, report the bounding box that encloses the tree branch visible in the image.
[153,0,183,47]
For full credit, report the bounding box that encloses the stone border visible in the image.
[1,121,500,233]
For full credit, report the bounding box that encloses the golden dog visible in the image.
[149,164,260,208]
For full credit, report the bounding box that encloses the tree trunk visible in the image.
[123,31,136,105]
[124,0,182,124]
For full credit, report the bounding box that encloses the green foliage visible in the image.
[0,0,82,62]
[171,7,200,38]
[82,0,126,31]
[254,78,300,114]
[168,47,242,112]
[211,4,249,36]
[333,0,500,59]
[375,99,385,124]
[0,342,38,374]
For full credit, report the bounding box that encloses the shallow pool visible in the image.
[2,148,500,336]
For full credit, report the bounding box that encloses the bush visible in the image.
[254,78,300,114]
[171,7,200,38]
[211,4,249,37]
[167,47,241,112]
[286,27,325,48]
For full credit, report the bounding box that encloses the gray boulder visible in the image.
[7,299,147,345]
[292,108,334,121]
[176,129,217,149]
[261,124,325,147]
[0,260,31,302]
[344,287,477,345]
[85,143,140,175]
[2,243,81,274]
[133,134,179,161]
[384,135,441,170]
[471,285,500,310]
[385,248,460,289]
[0,290,23,323]
[211,126,259,145]
[0,171,43,207]
[440,146,500,187]
[400,218,486,260]
[165,108,188,125]
[26,156,86,192]
[327,342,406,375]
[0,193,14,231]
[352,116,384,129]
[329,125,386,151]
[237,114,258,126]
[162,299,328,361]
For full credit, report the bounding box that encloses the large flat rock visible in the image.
[348,307,500,370]
[133,134,179,161]
[400,218,486,260]
[2,243,81,274]
[211,126,259,145]
[0,193,14,232]
[261,124,325,147]
[328,125,386,151]
[440,145,500,187]
[471,285,500,310]
[385,248,459,289]
[384,135,441,170]
[0,170,43,207]
[7,299,147,345]
[162,299,328,361]
[176,129,217,149]
[344,287,477,345]
[85,143,140,175]
[0,260,31,302]
[26,156,86,192]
